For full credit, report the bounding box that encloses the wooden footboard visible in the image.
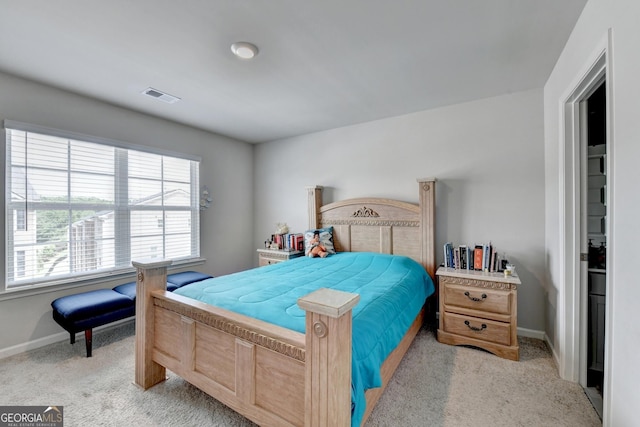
[134,260,360,427]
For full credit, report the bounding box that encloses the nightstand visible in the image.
[257,248,303,266]
[436,267,520,361]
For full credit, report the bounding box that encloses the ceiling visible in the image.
[0,1,587,143]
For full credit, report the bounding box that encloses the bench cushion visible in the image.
[112,281,183,297]
[112,271,213,300]
[53,305,136,334]
[167,271,213,288]
[52,289,133,321]
[112,281,137,300]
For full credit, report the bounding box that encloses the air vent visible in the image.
[141,87,181,104]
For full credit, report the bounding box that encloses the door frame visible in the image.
[559,29,613,424]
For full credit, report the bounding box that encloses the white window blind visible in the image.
[4,122,200,289]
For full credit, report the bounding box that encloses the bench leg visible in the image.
[85,329,93,357]
[70,332,75,345]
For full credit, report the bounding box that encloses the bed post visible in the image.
[307,185,323,229]
[133,258,172,389]
[298,288,360,427]
[417,178,436,279]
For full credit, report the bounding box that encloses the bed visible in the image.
[133,178,436,427]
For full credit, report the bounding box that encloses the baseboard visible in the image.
[517,326,546,340]
[0,318,134,360]
[544,333,560,370]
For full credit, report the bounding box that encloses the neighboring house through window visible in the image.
[16,209,26,231]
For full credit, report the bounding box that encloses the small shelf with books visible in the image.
[442,241,508,274]
[260,231,305,267]
[265,233,305,252]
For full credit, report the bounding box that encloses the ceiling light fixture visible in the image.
[231,42,259,59]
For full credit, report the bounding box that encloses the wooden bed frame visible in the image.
[134,178,436,427]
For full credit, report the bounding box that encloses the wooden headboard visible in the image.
[307,178,436,279]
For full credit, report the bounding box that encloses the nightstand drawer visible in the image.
[442,312,511,346]
[258,256,281,267]
[257,249,303,267]
[443,283,511,315]
[259,257,280,267]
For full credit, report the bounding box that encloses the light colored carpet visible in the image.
[0,321,601,426]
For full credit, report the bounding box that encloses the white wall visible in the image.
[254,89,546,333]
[0,71,254,355]
[544,0,640,424]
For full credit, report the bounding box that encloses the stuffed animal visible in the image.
[308,231,328,258]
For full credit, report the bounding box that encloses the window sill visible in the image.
[0,257,207,302]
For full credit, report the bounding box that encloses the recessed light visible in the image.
[231,42,259,60]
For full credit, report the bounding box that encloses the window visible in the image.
[15,209,26,231]
[16,251,25,278]
[4,121,201,290]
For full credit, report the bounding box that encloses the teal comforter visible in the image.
[174,252,434,426]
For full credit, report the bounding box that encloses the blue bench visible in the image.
[51,271,212,357]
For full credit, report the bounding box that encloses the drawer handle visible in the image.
[464,291,487,302]
[464,320,487,332]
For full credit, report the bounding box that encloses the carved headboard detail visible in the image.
[352,206,380,218]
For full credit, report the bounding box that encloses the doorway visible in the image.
[583,81,606,419]
[561,42,612,424]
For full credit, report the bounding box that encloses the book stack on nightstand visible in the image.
[257,248,303,267]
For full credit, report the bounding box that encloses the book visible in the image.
[474,245,483,270]
[443,242,455,268]
[459,245,467,269]
[490,246,496,272]
[483,242,491,271]
[443,243,449,268]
